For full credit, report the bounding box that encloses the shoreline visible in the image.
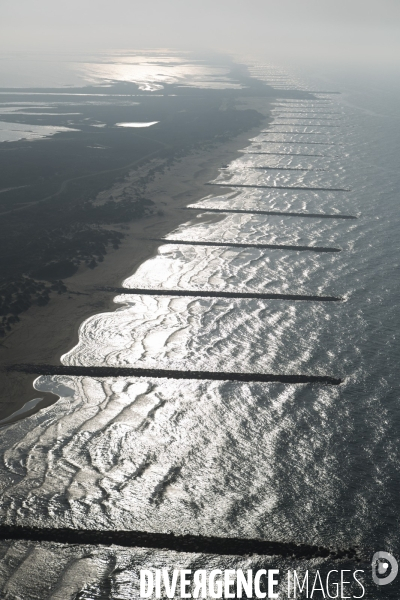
[0,101,271,422]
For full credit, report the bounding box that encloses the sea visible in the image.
[0,52,400,598]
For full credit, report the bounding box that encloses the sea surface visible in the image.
[1,55,400,598]
[0,50,242,142]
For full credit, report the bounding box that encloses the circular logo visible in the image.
[372,552,398,586]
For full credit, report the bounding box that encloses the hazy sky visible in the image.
[2,0,400,66]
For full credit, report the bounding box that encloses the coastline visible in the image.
[0,102,271,422]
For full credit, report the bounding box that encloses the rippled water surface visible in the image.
[1,60,400,597]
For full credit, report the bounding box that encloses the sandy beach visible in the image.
[0,103,270,422]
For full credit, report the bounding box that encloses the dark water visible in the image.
[0,59,400,598]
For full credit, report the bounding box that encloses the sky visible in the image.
[2,0,400,67]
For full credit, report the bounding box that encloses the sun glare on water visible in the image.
[115,121,159,127]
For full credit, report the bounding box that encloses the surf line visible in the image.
[150,239,342,253]
[101,287,342,302]
[7,364,343,385]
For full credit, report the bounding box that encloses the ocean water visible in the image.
[1,59,400,598]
